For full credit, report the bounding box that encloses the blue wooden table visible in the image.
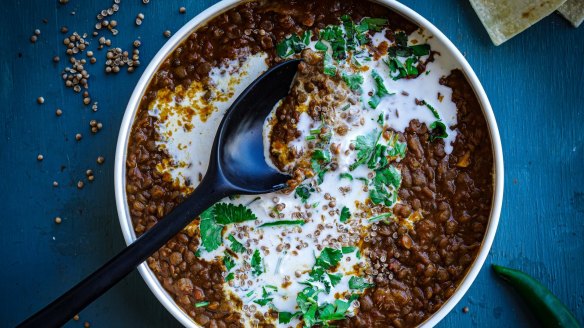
[1,0,582,327]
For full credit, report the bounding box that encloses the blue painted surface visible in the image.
[0,0,582,327]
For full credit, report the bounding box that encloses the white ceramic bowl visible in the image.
[114,0,504,326]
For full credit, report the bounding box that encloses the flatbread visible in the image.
[558,0,584,27]
[470,0,567,45]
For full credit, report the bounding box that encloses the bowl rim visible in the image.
[114,0,504,327]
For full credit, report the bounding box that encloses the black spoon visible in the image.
[18,59,302,328]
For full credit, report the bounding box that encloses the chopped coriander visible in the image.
[251,249,263,276]
[410,44,431,56]
[421,100,440,119]
[295,185,312,203]
[342,246,357,254]
[315,40,328,51]
[323,52,337,76]
[199,207,223,252]
[342,72,364,91]
[429,121,448,141]
[305,135,316,141]
[225,272,234,282]
[368,70,393,109]
[253,297,273,306]
[327,273,342,287]
[315,247,343,270]
[302,30,312,45]
[340,206,351,223]
[227,234,245,253]
[259,220,306,228]
[340,172,353,181]
[349,129,381,171]
[276,34,307,58]
[194,301,210,308]
[369,212,394,223]
[214,203,257,225]
[349,276,375,290]
[278,311,298,324]
[369,166,401,207]
[223,255,236,271]
[312,149,331,162]
[360,17,388,32]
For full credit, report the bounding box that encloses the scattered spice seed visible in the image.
[88,175,95,182]
[462,306,469,313]
[84,322,90,328]
[37,154,44,161]
[73,314,79,321]
[75,133,83,141]
[37,96,45,104]
[97,156,105,164]
[179,7,186,14]
[53,56,60,63]
[30,35,38,43]
[60,26,69,34]
[86,169,93,176]
[56,108,63,116]
[54,217,62,224]
[163,30,171,38]
[53,181,59,187]
[34,29,41,36]
[59,0,69,4]
[77,181,84,189]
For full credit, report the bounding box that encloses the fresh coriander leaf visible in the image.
[422,100,440,119]
[265,285,278,291]
[375,165,402,189]
[323,52,337,76]
[279,311,298,324]
[340,172,353,181]
[303,303,319,327]
[199,207,223,252]
[349,129,380,171]
[368,95,382,109]
[429,121,448,141]
[214,203,257,225]
[251,249,263,276]
[349,276,375,290]
[315,247,343,270]
[372,69,391,97]
[312,149,331,162]
[340,206,351,223]
[225,272,234,281]
[411,44,431,56]
[377,113,385,125]
[404,57,419,76]
[305,135,316,141]
[259,220,305,228]
[194,301,209,308]
[369,212,394,223]
[227,234,246,253]
[394,31,408,48]
[223,255,236,271]
[295,185,312,203]
[327,273,342,287]
[360,17,388,32]
[302,30,312,45]
[276,34,307,58]
[194,249,201,257]
[315,40,328,51]
[253,297,273,306]
[342,72,364,91]
[342,246,357,254]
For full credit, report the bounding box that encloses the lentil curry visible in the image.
[125,0,494,327]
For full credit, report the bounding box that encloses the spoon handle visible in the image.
[17,177,228,328]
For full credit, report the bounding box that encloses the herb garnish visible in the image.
[199,203,257,252]
[276,31,311,58]
[339,172,353,181]
[227,234,246,254]
[369,165,401,207]
[340,206,351,223]
[342,72,364,91]
[385,31,431,80]
[348,276,375,290]
[251,249,263,276]
[295,184,313,203]
[349,129,381,171]
[194,301,209,308]
[420,100,449,141]
[259,220,306,228]
[368,70,394,109]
